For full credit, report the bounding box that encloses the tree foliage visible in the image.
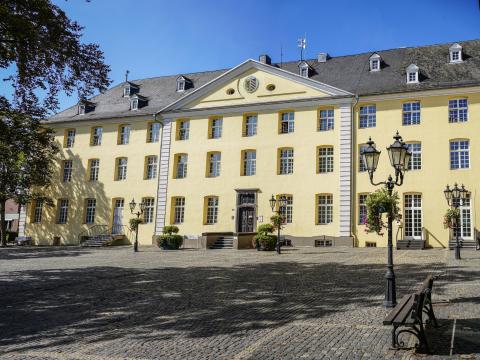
[0,0,111,117]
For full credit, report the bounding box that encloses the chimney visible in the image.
[259,54,272,65]
[317,53,329,63]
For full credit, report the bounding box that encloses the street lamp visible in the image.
[361,131,411,308]
[269,194,288,254]
[129,198,145,252]
[444,183,469,260]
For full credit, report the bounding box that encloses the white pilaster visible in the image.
[339,104,352,237]
[154,119,172,235]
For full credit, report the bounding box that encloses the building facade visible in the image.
[24,40,480,248]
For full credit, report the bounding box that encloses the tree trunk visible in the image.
[0,200,7,247]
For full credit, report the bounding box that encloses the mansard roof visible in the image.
[49,39,480,123]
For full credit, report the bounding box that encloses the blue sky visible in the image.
[3,0,480,112]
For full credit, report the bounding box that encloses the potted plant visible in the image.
[156,225,183,250]
[253,223,277,251]
[364,188,401,235]
[129,218,143,232]
[443,208,460,229]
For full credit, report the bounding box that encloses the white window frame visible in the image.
[359,144,368,172]
[92,127,103,146]
[319,109,334,131]
[359,105,376,128]
[369,54,381,72]
[148,122,160,143]
[123,86,130,97]
[63,160,72,182]
[178,120,190,140]
[33,199,43,223]
[173,197,185,224]
[176,154,188,179]
[208,152,221,177]
[57,199,69,224]
[402,102,421,125]
[85,198,96,224]
[89,159,100,181]
[318,146,334,173]
[406,143,421,171]
[245,115,257,136]
[279,148,294,175]
[210,118,223,139]
[78,104,86,115]
[449,44,463,63]
[119,125,131,144]
[450,140,470,169]
[65,129,75,148]
[146,156,158,180]
[452,196,473,240]
[131,98,138,111]
[280,112,295,134]
[243,150,256,176]
[404,194,422,240]
[117,158,128,180]
[206,197,219,224]
[143,198,155,223]
[449,99,468,123]
[278,195,293,224]
[317,194,333,225]
[177,78,186,92]
[358,194,368,225]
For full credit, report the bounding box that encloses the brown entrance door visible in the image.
[238,207,255,232]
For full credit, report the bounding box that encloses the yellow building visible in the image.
[22,40,480,249]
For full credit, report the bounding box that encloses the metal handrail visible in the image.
[77,224,109,245]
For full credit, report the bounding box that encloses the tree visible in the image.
[0,0,111,246]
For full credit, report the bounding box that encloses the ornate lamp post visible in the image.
[444,183,469,260]
[361,131,411,308]
[129,198,145,253]
[269,194,288,254]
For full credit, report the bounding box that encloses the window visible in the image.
[404,194,422,239]
[143,198,155,223]
[369,54,381,71]
[32,199,43,223]
[89,159,100,181]
[131,98,138,111]
[279,148,294,175]
[57,199,69,224]
[366,242,377,247]
[175,154,188,179]
[406,143,421,170]
[317,194,333,224]
[406,64,419,84]
[244,115,257,136]
[359,144,368,172]
[145,156,158,180]
[299,63,309,78]
[359,105,376,128]
[173,197,185,224]
[210,118,222,139]
[65,129,75,148]
[452,195,472,239]
[278,195,293,224]
[450,140,470,169]
[208,152,221,177]
[242,150,256,176]
[280,112,294,134]
[123,86,130,97]
[449,99,468,123]
[85,198,96,224]
[403,102,421,125]
[117,157,128,180]
[205,197,219,224]
[91,127,103,146]
[178,120,190,140]
[62,160,72,182]
[319,109,334,131]
[118,125,131,144]
[358,194,368,225]
[148,122,161,143]
[78,104,85,115]
[318,146,334,173]
[449,43,463,63]
[177,77,186,92]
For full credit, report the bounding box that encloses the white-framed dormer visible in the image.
[369,53,381,72]
[176,76,186,92]
[77,99,95,115]
[78,103,86,115]
[131,98,139,110]
[123,81,139,97]
[299,61,309,78]
[449,43,463,63]
[130,94,147,111]
[406,64,419,84]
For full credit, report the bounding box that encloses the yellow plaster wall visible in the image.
[189,68,330,109]
[166,106,342,238]
[354,89,480,248]
[25,118,160,245]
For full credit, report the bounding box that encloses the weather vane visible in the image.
[125,70,130,82]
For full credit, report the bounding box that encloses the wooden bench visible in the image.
[383,275,439,353]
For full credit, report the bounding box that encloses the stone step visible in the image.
[397,240,425,250]
[448,240,477,249]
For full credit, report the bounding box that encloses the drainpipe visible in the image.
[351,95,359,248]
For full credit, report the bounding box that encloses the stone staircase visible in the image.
[81,234,113,247]
[448,239,477,249]
[396,239,425,250]
[209,236,235,249]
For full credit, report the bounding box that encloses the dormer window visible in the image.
[131,98,138,110]
[123,82,139,97]
[123,86,130,97]
[176,76,186,92]
[449,43,463,63]
[130,94,147,111]
[406,64,419,84]
[299,62,309,78]
[77,99,95,115]
[369,53,381,72]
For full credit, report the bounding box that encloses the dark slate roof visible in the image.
[49,40,480,123]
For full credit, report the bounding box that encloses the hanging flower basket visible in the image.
[443,208,460,229]
[364,188,401,236]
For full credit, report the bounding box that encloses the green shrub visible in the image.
[162,225,179,235]
[254,234,277,251]
[156,234,183,250]
[257,223,274,235]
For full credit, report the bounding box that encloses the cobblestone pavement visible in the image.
[0,246,478,359]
